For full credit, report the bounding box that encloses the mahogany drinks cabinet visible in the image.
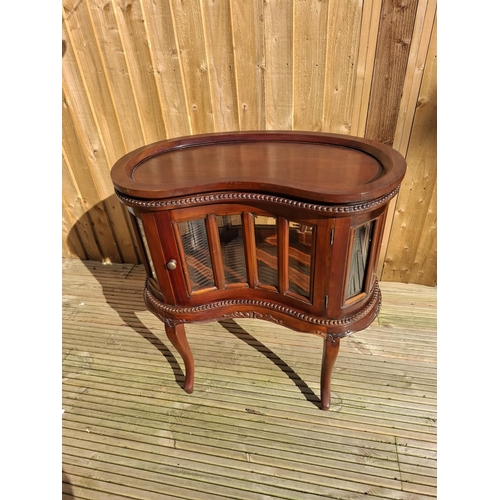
[111,131,406,410]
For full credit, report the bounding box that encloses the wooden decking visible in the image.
[62,259,437,500]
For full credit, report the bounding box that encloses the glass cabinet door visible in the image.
[176,218,216,292]
[288,222,314,300]
[134,216,157,280]
[346,220,375,300]
[171,209,319,307]
[216,215,247,285]
[254,216,279,289]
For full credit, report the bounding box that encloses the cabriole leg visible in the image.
[320,336,340,410]
[165,323,195,393]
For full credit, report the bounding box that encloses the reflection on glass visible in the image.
[254,216,278,288]
[288,222,314,298]
[136,217,156,280]
[346,221,374,299]
[217,214,247,284]
[177,218,215,291]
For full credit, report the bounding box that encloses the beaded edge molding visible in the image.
[115,188,399,214]
[144,280,381,332]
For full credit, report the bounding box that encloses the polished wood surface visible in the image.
[111,131,406,203]
[111,131,406,410]
[320,337,341,411]
[164,323,194,394]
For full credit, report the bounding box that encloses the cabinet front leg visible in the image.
[320,336,340,411]
[165,323,195,394]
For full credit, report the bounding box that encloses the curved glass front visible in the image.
[346,220,374,300]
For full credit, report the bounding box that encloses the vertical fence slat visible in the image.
[392,0,437,156]
[376,0,437,279]
[141,0,192,139]
[263,0,293,130]
[62,18,138,263]
[62,153,99,261]
[201,0,239,132]
[364,0,419,146]
[382,16,437,285]
[322,0,363,135]
[62,0,125,163]
[293,0,328,131]
[112,0,167,144]
[351,0,383,137]
[229,0,266,130]
[170,0,215,135]
[62,93,122,262]
[87,0,145,152]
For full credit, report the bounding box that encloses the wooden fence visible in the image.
[62,0,437,286]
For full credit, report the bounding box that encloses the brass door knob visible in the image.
[166,259,177,270]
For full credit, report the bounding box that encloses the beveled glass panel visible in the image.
[288,222,314,298]
[346,221,375,299]
[136,217,156,280]
[216,214,247,285]
[254,216,278,288]
[177,218,215,291]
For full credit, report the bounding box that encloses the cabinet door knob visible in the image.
[166,259,177,270]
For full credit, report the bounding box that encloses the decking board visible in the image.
[62,259,436,499]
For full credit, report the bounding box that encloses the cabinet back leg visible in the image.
[165,323,195,393]
[320,337,340,410]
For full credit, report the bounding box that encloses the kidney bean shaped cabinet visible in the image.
[111,131,406,410]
